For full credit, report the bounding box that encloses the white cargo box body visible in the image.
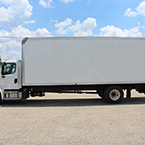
[22,37,145,86]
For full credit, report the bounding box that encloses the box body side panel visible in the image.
[22,37,145,86]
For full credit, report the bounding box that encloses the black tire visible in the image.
[104,86,124,104]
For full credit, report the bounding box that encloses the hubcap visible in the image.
[109,89,120,101]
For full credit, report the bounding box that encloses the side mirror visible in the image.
[1,70,4,75]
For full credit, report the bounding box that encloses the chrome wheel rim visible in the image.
[109,89,120,101]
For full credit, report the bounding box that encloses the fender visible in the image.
[0,86,4,101]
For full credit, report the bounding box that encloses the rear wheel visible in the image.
[104,86,124,103]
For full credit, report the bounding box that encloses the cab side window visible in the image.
[3,63,16,75]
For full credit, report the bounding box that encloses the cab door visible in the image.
[1,61,22,90]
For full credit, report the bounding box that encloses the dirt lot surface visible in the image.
[0,90,145,145]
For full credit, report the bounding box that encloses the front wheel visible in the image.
[104,86,124,104]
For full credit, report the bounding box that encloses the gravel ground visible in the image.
[0,90,145,145]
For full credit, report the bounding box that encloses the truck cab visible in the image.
[0,60,22,102]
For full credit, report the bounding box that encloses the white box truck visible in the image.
[0,37,145,104]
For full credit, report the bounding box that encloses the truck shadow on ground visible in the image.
[1,97,145,107]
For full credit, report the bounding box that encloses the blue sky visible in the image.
[0,0,145,60]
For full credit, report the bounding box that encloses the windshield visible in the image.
[2,63,16,75]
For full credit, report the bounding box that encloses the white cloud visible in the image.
[9,25,52,37]
[0,30,9,37]
[35,28,52,37]
[9,50,21,60]
[0,25,52,38]
[55,17,97,36]
[55,18,72,35]
[0,26,52,60]
[125,1,145,17]
[0,40,20,49]
[55,18,72,28]
[138,22,141,25]
[24,20,36,24]
[0,49,21,61]
[74,30,93,36]
[124,8,137,17]
[56,27,68,35]
[68,17,97,36]
[39,0,75,8]
[100,25,142,37]
[39,0,54,8]
[0,40,21,61]
[0,0,33,27]
[69,17,97,32]
[59,0,75,3]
